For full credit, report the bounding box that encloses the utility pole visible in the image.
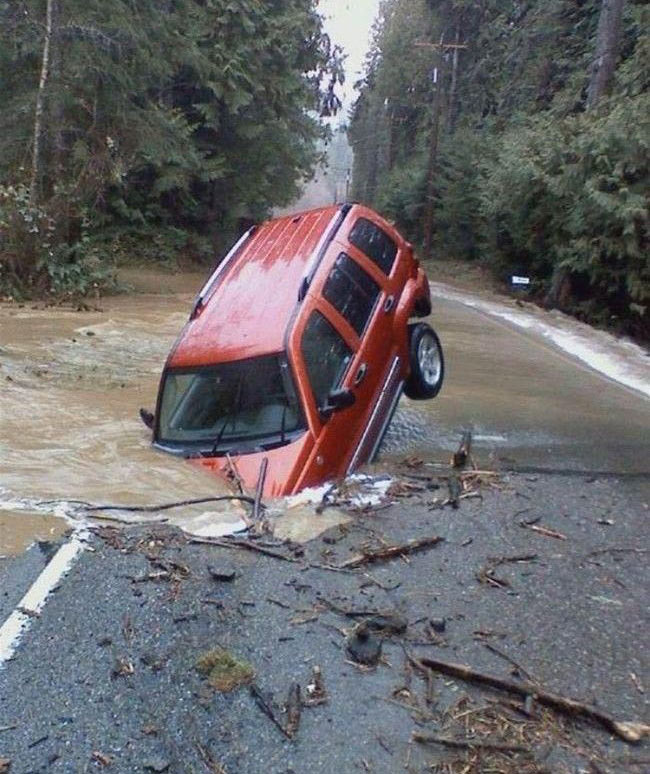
[421,37,468,256]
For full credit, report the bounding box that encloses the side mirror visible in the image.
[319,388,356,420]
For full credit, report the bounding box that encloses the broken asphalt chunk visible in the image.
[346,622,382,666]
[143,756,170,772]
[207,564,236,582]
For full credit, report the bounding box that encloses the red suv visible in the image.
[152,204,444,497]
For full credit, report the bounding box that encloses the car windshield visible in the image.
[157,354,305,453]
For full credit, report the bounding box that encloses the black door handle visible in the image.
[384,295,395,313]
[354,363,368,386]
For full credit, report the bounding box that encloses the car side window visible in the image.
[301,311,352,408]
[348,218,398,275]
[323,252,380,336]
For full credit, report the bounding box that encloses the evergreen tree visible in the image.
[0,0,342,295]
[348,0,649,340]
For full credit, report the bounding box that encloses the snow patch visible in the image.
[431,282,650,399]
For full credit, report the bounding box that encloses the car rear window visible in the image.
[348,217,397,275]
[301,311,352,408]
[323,252,380,336]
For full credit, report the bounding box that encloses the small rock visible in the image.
[140,652,166,671]
[207,565,236,582]
[143,757,170,772]
[85,330,95,337]
[346,622,381,666]
[430,617,446,633]
[365,612,407,635]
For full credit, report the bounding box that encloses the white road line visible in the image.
[0,532,87,667]
[431,282,650,399]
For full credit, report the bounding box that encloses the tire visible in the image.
[403,323,444,400]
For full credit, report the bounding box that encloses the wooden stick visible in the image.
[412,732,529,753]
[452,431,472,469]
[190,536,298,563]
[253,458,268,522]
[520,521,567,540]
[338,536,444,569]
[413,654,650,743]
[249,684,292,739]
[225,453,245,495]
[483,642,535,682]
[83,495,255,513]
[285,682,301,739]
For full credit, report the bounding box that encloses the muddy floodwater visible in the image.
[2,268,650,556]
[0,271,245,555]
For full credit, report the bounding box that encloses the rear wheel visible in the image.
[404,323,444,400]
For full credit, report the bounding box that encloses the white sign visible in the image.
[511,275,530,285]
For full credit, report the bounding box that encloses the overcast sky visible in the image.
[317,0,381,107]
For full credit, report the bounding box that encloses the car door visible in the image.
[339,215,409,468]
[294,251,400,486]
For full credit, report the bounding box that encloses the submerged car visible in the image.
[152,203,444,497]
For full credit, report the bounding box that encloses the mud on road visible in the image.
[0,465,648,774]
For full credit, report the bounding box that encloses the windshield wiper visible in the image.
[208,375,246,456]
[280,402,287,445]
[208,417,230,457]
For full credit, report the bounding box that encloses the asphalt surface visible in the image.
[1,469,648,773]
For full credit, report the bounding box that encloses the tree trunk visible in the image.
[547,0,625,308]
[50,0,64,193]
[30,0,55,205]
[587,0,625,109]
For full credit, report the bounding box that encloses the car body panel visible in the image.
[168,206,341,368]
[188,433,314,498]
[153,203,433,497]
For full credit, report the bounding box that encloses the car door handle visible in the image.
[383,295,395,313]
[354,363,368,386]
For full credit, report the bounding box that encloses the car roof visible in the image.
[169,205,343,367]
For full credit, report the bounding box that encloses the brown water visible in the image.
[382,296,650,473]
[2,269,649,555]
[0,271,249,555]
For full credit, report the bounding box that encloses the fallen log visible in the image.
[338,536,444,569]
[412,654,650,743]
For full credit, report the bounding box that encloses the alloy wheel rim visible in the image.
[418,333,441,385]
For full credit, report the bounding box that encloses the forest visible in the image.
[0,0,342,296]
[349,0,649,340]
[1,1,648,341]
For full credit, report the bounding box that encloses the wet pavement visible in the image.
[0,470,648,773]
[383,291,650,474]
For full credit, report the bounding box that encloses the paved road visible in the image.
[383,287,650,475]
[1,471,648,773]
[1,283,649,773]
